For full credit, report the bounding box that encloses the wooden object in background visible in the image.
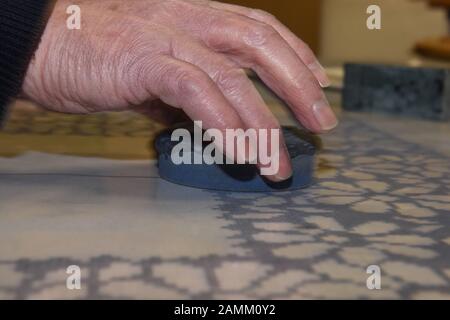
[416,0,450,59]
[429,0,450,6]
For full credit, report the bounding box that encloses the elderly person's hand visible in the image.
[23,0,338,181]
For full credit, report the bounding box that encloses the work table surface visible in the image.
[0,83,449,299]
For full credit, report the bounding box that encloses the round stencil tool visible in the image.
[155,126,317,192]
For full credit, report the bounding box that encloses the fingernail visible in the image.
[273,176,289,182]
[313,100,338,132]
[274,172,293,182]
[274,142,293,181]
[309,61,331,88]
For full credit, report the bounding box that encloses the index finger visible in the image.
[208,1,331,88]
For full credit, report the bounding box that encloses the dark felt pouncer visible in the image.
[155,126,316,192]
[343,63,450,121]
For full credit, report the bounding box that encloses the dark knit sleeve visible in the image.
[0,0,54,126]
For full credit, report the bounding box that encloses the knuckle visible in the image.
[173,68,207,96]
[214,67,248,90]
[241,22,279,48]
[291,70,317,92]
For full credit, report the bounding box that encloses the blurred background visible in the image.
[223,0,450,66]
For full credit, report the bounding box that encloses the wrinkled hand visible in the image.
[23,0,338,181]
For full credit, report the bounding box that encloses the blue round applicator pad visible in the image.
[155,126,316,192]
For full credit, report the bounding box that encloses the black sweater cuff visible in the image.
[0,0,54,125]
